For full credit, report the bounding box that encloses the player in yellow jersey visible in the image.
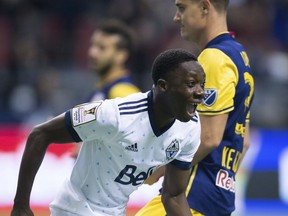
[136,0,254,215]
[87,19,140,101]
[71,19,140,158]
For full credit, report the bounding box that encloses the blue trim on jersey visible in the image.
[65,111,82,142]
[118,98,148,115]
[118,98,147,106]
[119,108,148,115]
[191,114,198,122]
[197,105,234,114]
[119,104,148,110]
[170,159,192,170]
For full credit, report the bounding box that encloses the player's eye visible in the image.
[176,4,185,13]
[187,81,196,87]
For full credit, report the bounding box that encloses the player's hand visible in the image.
[11,206,34,216]
[144,166,165,185]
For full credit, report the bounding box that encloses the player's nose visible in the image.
[173,12,180,23]
[194,84,205,100]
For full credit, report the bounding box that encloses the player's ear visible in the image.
[116,49,129,65]
[157,79,168,92]
[200,0,211,13]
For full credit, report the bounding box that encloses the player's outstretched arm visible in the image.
[161,163,192,216]
[11,113,75,216]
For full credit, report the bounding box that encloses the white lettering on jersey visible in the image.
[72,101,103,126]
[215,169,235,193]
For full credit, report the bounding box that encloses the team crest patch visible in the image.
[165,139,180,160]
[72,101,102,126]
[202,88,217,106]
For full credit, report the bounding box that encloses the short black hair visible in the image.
[97,19,134,52]
[152,49,198,84]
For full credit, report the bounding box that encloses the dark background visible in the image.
[0,0,288,129]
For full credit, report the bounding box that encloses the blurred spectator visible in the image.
[0,0,288,128]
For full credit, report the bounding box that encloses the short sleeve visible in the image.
[197,48,238,115]
[65,100,119,142]
[172,119,201,170]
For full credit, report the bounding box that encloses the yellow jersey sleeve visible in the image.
[108,83,140,99]
[197,48,238,115]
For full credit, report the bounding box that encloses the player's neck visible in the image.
[198,16,228,50]
[152,89,175,130]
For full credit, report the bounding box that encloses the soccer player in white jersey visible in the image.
[11,49,205,216]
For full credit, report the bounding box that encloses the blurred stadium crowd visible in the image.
[0,0,288,128]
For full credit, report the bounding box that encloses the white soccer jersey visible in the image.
[50,91,201,216]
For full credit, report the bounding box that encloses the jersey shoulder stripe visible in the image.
[118,97,148,115]
[119,103,148,111]
[118,98,147,106]
[119,108,148,115]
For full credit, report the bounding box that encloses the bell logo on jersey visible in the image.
[166,139,180,160]
[114,165,156,186]
[215,169,235,193]
[202,88,217,106]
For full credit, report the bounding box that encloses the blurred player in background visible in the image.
[71,19,140,158]
[11,49,206,216]
[136,0,255,215]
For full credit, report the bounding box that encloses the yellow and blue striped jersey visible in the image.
[187,33,254,215]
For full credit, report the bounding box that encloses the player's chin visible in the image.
[180,30,186,38]
[177,114,194,122]
[180,30,189,40]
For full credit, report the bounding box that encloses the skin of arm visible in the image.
[242,122,250,158]
[161,163,192,216]
[191,113,228,166]
[236,122,250,173]
[11,113,75,216]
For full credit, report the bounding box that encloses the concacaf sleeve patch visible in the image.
[71,101,103,127]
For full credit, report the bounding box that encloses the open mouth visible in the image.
[186,103,198,116]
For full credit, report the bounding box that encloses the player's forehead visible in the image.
[168,61,205,81]
[91,31,120,45]
[180,61,205,78]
